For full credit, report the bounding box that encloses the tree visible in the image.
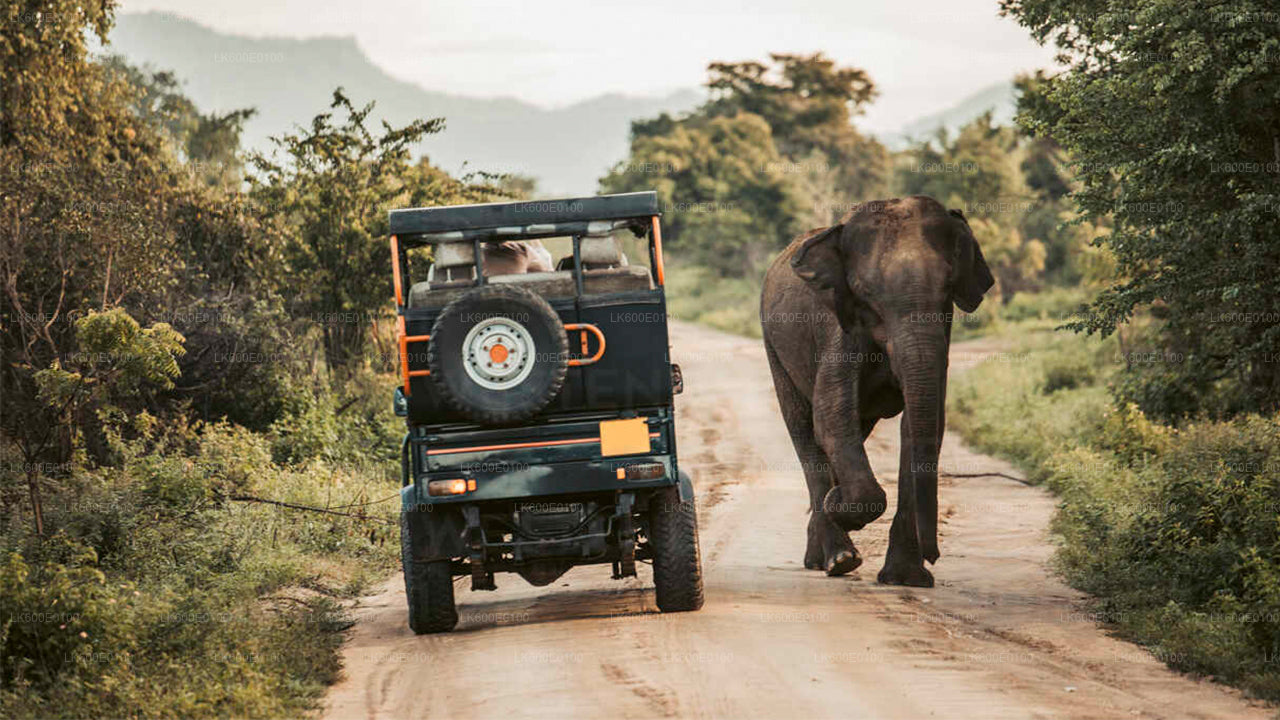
[601,113,804,276]
[894,113,1049,300]
[103,57,255,187]
[249,91,507,374]
[1003,0,1280,417]
[706,53,888,218]
[603,53,887,277]
[1,1,185,480]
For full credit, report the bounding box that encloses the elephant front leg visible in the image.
[878,437,934,587]
[796,449,860,575]
[812,369,888,533]
[792,427,860,576]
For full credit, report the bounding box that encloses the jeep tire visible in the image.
[401,512,458,634]
[428,284,569,425]
[648,485,705,613]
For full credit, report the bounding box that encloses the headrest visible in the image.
[433,242,475,269]
[580,236,621,268]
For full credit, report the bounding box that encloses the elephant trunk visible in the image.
[895,327,947,564]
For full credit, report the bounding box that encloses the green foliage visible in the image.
[0,5,472,717]
[951,325,1280,700]
[604,113,803,276]
[33,310,185,466]
[603,53,887,278]
[1000,285,1090,323]
[1002,0,1280,417]
[1040,350,1097,394]
[0,410,399,719]
[248,90,443,372]
[893,112,1069,301]
[664,264,765,338]
[104,56,256,187]
[249,92,505,373]
[705,53,887,212]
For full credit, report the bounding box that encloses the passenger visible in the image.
[482,240,553,275]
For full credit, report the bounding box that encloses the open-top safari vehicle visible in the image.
[390,191,703,633]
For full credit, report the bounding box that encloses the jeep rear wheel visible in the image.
[648,485,705,613]
[401,512,458,634]
[428,284,569,425]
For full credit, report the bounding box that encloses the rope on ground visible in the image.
[229,494,397,524]
[941,471,1029,485]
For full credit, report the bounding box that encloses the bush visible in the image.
[950,328,1280,701]
[664,264,764,338]
[1040,351,1096,394]
[0,405,399,719]
[1001,285,1090,323]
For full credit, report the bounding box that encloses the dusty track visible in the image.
[324,321,1269,720]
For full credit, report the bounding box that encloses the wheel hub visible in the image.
[462,317,535,390]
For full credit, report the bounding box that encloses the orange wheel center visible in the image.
[488,344,509,364]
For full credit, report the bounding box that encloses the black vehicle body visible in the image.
[391,192,702,631]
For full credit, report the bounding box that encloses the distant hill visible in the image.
[877,81,1018,150]
[106,12,703,196]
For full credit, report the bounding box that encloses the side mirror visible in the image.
[393,387,408,417]
[671,363,684,395]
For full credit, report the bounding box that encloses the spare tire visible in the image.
[428,284,569,425]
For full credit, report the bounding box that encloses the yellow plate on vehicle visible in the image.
[599,418,650,457]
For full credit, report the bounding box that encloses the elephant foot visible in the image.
[826,547,862,576]
[823,485,888,532]
[805,513,860,575]
[876,560,934,588]
[804,543,824,570]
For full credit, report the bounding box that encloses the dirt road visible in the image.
[325,321,1269,720]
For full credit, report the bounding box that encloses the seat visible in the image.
[408,237,653,307]
[580,236,624,269]
[408,242,477,307]
[583,265,653,294]
[579,236,651,292]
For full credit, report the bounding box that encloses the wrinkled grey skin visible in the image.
[760,196,994,587]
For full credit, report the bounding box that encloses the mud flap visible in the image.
[400,486,467,562]
[463,505,496,591]
[677,470,695,504]
[612,492,637,579]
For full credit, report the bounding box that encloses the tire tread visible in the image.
[649,485,705,613]
[401,512,458,634]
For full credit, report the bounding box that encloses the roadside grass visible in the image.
[0,377,401,719]
[664,264,764,338]
[949,317,1280,702]
[663,268,1090,342]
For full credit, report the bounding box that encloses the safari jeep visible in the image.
[390,191,704,633]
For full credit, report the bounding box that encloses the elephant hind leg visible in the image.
[765,342,859,576]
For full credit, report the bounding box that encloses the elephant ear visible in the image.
[790,224,857,332]
[948,209,994,313]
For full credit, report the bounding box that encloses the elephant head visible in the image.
[789,197,993,563]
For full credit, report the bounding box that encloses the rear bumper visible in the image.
[402,407,680,507]
[403,453,678,507]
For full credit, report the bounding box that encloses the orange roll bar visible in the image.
[564,323,605,366]
[390,235,404,306]
[651,216,665,285]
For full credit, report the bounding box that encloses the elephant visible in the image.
[760,196,994,587]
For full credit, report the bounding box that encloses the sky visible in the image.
[118,0,1059,135]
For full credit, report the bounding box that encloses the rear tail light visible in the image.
[618,463,665,481]
[428,478,475,496]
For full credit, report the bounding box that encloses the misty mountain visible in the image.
[106,12,703,195]
[877,81,1018,150]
